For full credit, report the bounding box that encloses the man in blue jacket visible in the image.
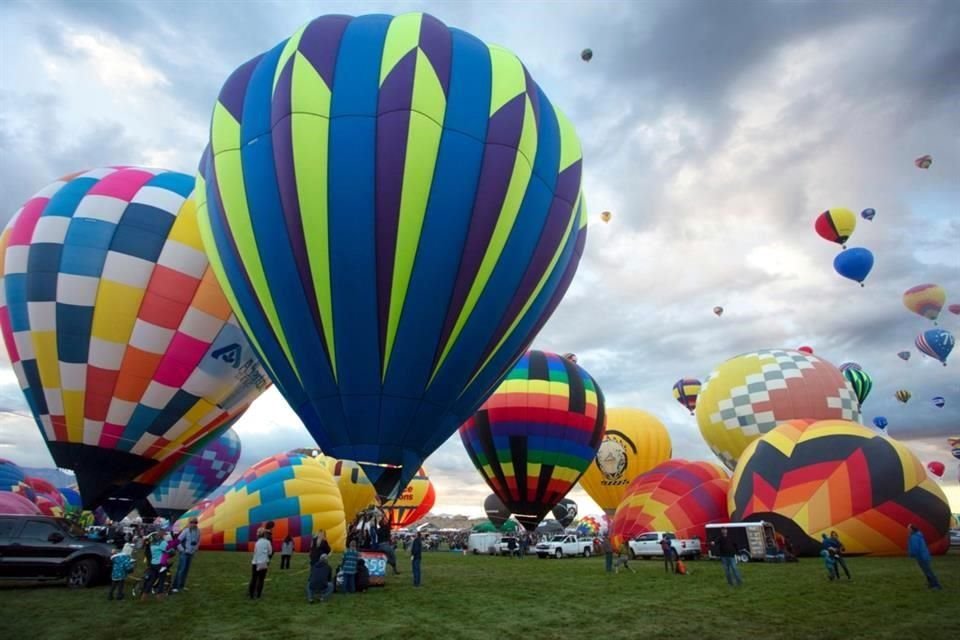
[907,524,941,590]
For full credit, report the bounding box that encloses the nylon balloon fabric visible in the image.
[382,466,436,528]
[609,460,729,549]
[459,350,605,531]
[147,427,242,520]
[195,13,588,498]
[0,168,270,516]
[192,452,346,553]
[728,419,951,556]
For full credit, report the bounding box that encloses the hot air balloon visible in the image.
[898,351,911,361]
[872,416,888,430]
[860,208,875,221]
[932,396,945,408]
[600,211,611,223]
[696,349,861,470]
[950,437,960,460]
[610,460,729,549]
[838,362,862,372]
[915,155,932,169]
[192,452,347,552]
[0,459,27,493]
[927,461,945,478]
[58,486,82,509]
[484,493,511,529]
[797,346,814,355]
[713,306,724,317]
[814,208,856,248]
[562,353,578,363]
[903,284,946,323]
[729,419,951,556]
[896,390,912,403]
[0,168,270,518]
[196,13,589,499]
[0,491,41,515]
[672,379,701,415]
[843,368,872,406]
[833,247,874,286]
[948,304,960,316]
[326,458,377,525]
[575,515,604,537]
[459,351,606,531]
[551,498,578,528]
[382,467,436,529]
[581,48,593,61]
[146,428,242,520]
[916,328,954,365]
[579,409,671,515]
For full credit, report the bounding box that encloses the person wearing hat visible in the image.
[172,516,201,593]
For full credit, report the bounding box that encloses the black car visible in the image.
[0,515,114,587]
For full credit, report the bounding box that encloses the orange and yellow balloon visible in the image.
[325,458,377,525]
[382,467,435,529]
[903,284,946,323]
[578,409,672,515]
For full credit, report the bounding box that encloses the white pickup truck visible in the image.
[535,534,594,559]
[628,531,702,560]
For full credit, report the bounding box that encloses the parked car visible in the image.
[535,534,593,558]
[0,515,114,587]
[628,531,702,560]
[949,529,960,547]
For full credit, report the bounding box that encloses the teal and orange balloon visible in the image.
[459,350,606,531]
[196,13,588,498]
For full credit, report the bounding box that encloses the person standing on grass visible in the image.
[377,514,400,575]
[108,543,135,600]
[601,535,614,573]
[907,524,942,591]
[411,531,423,587]
[171,517,201,593]
[614,543,636,574]
[341,539,359,593]
[280,535,294,569]
[660,537,675,574]
[140,532,167,599]
[249,528,272,599]
[828,531,851,580]
[713,527,742,587]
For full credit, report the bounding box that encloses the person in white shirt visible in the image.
[249,528,272,599]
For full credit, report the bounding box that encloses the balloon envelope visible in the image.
[713,306,723,317]
[147,428,242,520]
[581,48,593,61]
[948,304,960,316]
[671,379,701,414]
[729,419,951,556]
[578,408,672,515]
[932,396,945,408]
[196,12,589,498]
[897,351,911,361]
[0,490,41,515]
[696,349,861,470]
[903,284,946,322]
[833,247,874,285]
[838,362,862,372]
[843,368,872,406]
[895,390,912,403]
[914,155,932,169]
[382,467,435,529]
[872,416,888,430]
[484,493,511,529]
[0,168,270,516]
[860,208,875,220]
[915,329,954,365]
[325,459,377,526]
[926,461,945,478]
[0,459,27,493]
[551,498,578,528]
[459,351,606,531]
[814,208,856,247]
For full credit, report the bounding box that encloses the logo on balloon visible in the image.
[596,436,630,484]
[212,344,243,368]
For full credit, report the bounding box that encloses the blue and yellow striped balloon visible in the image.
[196,13,588,497]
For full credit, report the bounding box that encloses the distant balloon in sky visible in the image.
[916,329,954,366]
[903,284,946,323]
[797,346,814,355]
[897,351,911,361]
[713,306,724,317]
[839,362,862,373]
[914,155,932,169]
[672,378,701,415]
[948,304,960,316]
[833,247,874,286]
[843,368,872,406]
[872,416,888,430]
[950,437,960,460]
[895,390,912,403]
[196,12,589,499]
[932,396,945,408]
[926,461,945,478]
[600,211,611,223]
[581,48,593,61]
[860,208,876,221]
[815,208,856,248]
[563,353,579,363]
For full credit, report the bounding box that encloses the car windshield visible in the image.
[550,535,566,542]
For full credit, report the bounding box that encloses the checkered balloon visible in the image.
[695,349,861,470]
[0,168,270,515]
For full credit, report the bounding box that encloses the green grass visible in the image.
[1,550,955,639]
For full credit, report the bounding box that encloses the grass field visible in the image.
[0,549,955,639]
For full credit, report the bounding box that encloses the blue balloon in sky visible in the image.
[872,416,888,430]
[860,208,875,221]
[833,247,874,286]
[915,329,954,366]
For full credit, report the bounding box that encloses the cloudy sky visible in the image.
[1,0,958,516]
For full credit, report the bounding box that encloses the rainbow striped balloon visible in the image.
[195,12,587,498]
[459,351,605,531]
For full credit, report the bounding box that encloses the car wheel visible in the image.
[67,558,98,588]
[738,552,750,564]
[630,550,637,560]
[583,547,591,558]
[554,549,563,559]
